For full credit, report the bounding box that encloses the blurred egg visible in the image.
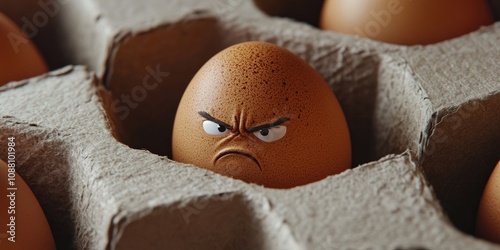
[172,41,351,188]
[0,12,48,86]
[0,160,56,249]
[320,0,494,45]
[476,160,500,244]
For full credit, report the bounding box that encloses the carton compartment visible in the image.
[422,95,500,234]
[112,194,299,250]
[253,0,500,35]
[0,68,99,250]
[98,19,428,168]
[100,18,220,157]
[0,124,75,250]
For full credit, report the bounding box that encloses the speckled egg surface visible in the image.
[172,41,351,189]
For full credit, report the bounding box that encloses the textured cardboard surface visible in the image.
[0,0,499,249]
[0,69,496,249]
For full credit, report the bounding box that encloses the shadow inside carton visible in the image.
[421,94,500,235]
[99,19,221,157]
[253,0,325,27]
[112,193,294,250]
[310,51,432,167]
[0,123,75,250]
[324,50,380,167]
[490,0,500,20]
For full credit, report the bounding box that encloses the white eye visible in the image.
[203,120,230,136]
[253,126,287,143]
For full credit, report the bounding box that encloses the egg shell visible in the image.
[476,160,500,244]
[0,160,56,250]
[172,41,352,189]
[320,0,494,45]
[0,12,48,86]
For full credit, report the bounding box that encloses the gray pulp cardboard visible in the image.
[0,0,499,249]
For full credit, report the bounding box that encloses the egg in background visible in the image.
[0,160,56,250]
[172,41,351,189]
[476,160,500,244]
[0,12,48,86]
[320,0,494,45]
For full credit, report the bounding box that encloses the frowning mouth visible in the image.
[214,151,262,171]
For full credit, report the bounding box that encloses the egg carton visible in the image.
[1,0,499,249]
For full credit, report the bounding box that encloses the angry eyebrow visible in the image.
[198,111,234,130]
[246,117,290,133]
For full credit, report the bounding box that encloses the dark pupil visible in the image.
[218,125,226,133]
[260,128,269,136]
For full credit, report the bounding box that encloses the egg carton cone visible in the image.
[0,0,500,249]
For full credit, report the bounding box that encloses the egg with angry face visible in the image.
[172,41,351,189]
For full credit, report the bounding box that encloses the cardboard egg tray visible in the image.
[1,0,499,249]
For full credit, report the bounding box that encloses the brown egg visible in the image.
[172,41,351,189]
[0,159,56,249]
[0,12,48,86]
[476,160,500,244]
[320,0,494,45]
